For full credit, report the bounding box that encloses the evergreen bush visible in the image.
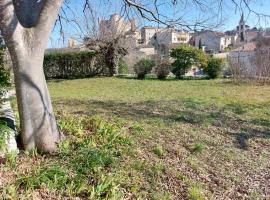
[133,58,155,79]
[204,57,223,79]
[170,45,207,79]
[43,51,106,79]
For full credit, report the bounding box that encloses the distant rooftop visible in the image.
[231,42,256,52]
[142,26,163,30]
[195,30,225,37]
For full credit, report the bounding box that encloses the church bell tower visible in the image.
[239,14,246,42]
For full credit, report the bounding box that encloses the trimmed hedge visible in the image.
[43,51,106,79]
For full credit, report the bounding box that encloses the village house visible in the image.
[194,15,261,53]
[48,13,269,63]
[141,26,191,45]
[155,29,191,45]
[141,26,162,45]
[194,30,237,53]
[228,42,256,67]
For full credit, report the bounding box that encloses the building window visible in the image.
[178,37,186,42]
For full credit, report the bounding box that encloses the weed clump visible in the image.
[188,186,206,200]
[153,145,165,157]
[191,143,204,154]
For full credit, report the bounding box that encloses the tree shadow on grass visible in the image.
[116,75,208,81]
[53,98,270,150]
[228,129,270,149]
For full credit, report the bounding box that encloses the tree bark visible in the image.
[12,49,60,152]
[0,0,63,153]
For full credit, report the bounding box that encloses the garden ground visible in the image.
[1,77,270,199]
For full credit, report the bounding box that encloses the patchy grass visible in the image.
[1,77,270,199]
[1,114,136,199]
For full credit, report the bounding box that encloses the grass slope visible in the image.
[1,77,270,199]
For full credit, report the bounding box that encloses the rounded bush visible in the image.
[133,58,155,79]
[204,57,223,79]
[170,45,207,79]
[155,58,171,79]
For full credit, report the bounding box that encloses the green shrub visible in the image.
[43,51,106,79]
[0,66,10,97]
[153,145,165,157]
[0,49,10,98]
[170,45,207,79]
[191,143,204,153]
[204,57,223,79]
[0,121,12,151]
[154,58,171,79]
[188,186,205,200]
[118,58,128,74]
[133,58,155,79]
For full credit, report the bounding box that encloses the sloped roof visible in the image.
[142,26,162,30]
[195,30,225,37]
[231,42,256,52]
[246,31,259,38]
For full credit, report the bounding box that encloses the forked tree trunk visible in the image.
[11,49,60,152]
[0,0,63,153]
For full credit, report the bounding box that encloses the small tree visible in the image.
[85,36,128,77]
[198,38,202,50]
[204,57,223,79]
[134,58,155,79]
[155,58,171,79]
[170,45,207,79]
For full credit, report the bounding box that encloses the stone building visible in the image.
[99,14,131,39]
[155,29,191,45]
[141,26,191,46]
[194,30,237,53]
[99,13,141,47]
[141,26,162,45]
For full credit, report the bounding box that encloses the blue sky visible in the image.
[48,0,270,48]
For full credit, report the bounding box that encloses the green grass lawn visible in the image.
[1,77,270,199]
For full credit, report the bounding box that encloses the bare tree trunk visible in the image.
[11,49,60,152]
[0,0,63,153]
